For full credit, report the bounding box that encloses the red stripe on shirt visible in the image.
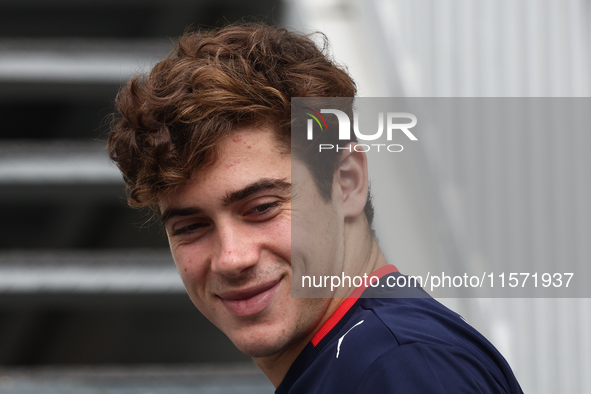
[311,264,398,347]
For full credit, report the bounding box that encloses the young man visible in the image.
[108,24,523,393]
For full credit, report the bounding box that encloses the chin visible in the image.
[228,323,297,358]
[237,342,285,358]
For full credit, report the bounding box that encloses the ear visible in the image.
[334,143,369,218]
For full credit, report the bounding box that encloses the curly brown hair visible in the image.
[108,23,373,225]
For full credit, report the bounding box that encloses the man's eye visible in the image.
[246,202,279,217]
[173,222,206,236]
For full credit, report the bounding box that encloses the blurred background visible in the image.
[0,0,589,393]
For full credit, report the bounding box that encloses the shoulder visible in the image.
[356,297,523,393]
[357,342,513,393]
[283,297,522,393]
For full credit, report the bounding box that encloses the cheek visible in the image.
[261,214,292,261]
[171,245,208,287]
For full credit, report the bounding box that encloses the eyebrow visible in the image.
[222,178,291,206]
[160,207,203,226]
[159,178,291,225]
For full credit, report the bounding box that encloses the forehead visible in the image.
[160,126,291,208]
[202,126,289,179]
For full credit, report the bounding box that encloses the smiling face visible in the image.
[159,126,335,358]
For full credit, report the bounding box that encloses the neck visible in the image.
[252,295,343,387]
[252,329,313,388]
[342,219,388,294]
[353,237,388,282]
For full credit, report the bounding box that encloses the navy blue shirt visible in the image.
[276,265,523,393]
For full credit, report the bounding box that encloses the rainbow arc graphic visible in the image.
[303,107,329,131]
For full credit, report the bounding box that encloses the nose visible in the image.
[211,221,260,278]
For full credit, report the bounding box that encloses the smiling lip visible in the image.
[218,277,282,317]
